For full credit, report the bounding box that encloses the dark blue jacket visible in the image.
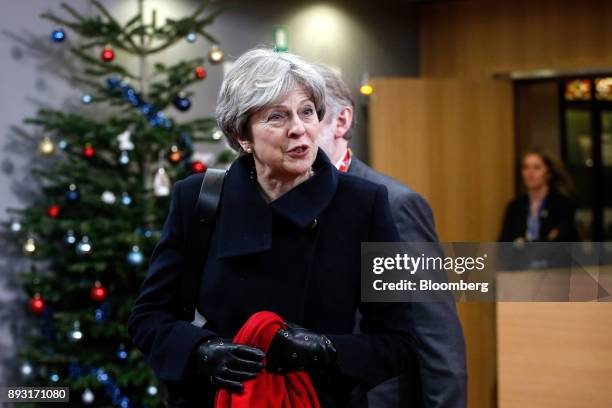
[128,150,417,407]
[499,188,578,242]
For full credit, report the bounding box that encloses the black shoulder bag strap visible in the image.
[179,168,226,321]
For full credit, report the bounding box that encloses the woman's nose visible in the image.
[288,115,306,137]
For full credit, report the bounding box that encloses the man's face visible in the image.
[317,109,340,161]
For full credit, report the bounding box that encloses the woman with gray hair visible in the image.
[129,48,416,407]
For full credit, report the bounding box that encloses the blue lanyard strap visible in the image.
[526,198,546,241]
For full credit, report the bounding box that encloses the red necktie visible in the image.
[337,149,352,173]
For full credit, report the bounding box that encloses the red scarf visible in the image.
[214,311,321,408]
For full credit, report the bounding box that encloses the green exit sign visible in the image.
[273,26,289,52]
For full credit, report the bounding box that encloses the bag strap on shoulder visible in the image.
[180,168,226,320]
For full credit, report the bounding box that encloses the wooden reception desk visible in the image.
[497,267,612,408]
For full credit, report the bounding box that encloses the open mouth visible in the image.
[287,145,309,155]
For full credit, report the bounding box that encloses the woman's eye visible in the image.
[268,112,284,121]
[302,107,315,116]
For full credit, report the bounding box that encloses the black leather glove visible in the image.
[266,322,337,374]
[195,338,265,393]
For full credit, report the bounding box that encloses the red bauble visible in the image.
[101,47,115,62]
[47,204,60,218]
[195,66,206,80]
[29,294,45,314]
[190,160,206,173]
[90,281,108,302]
[83,144,95,158]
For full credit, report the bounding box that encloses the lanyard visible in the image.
[526,198,546,241]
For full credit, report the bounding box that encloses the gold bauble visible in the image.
[167,145,182,164]
[208,45,224,64]
[23,238,36,254]
[38,136,55,156]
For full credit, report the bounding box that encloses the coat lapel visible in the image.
[216,149,338,258]
[270,149,338,228]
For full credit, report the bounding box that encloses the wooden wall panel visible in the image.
[369,78,514,242]
[368,78,514,408]
[420,0,612,78]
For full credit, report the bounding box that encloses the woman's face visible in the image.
[245,86,319,179]
[521,153,550,190]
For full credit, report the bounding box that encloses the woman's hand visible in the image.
[195,338,265,393]
[266,322,337,374]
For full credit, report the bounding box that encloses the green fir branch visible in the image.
[90,0,122,29]
[59,2,87,22]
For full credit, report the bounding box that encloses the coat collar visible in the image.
[217,148,338,258]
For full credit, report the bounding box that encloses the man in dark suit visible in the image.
[314,64,467,408]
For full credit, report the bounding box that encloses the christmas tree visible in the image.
[3,1,232,406]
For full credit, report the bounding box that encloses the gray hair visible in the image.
[216,48,326,151]
[312,63,355,140]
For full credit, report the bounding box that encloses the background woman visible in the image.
[499,146,578,242]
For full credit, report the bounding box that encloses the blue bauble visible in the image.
[173,96,191,112]
[96,369,108,383]
[117,349,128,360]
[128,94,141,107]
[66,191,79,201]
[51,29,65,42]
[81,94,92,104]
[140,103,154,116]
[66,184,80,202]
[127,246,144,266]
[121,193,132,206]
[119,151,130,166]
[106,76,120,90]
[185,32,197,43]
[94,308,105,321]
[64,230,77,245]
[122,87,137,103]
[148,111,166,127]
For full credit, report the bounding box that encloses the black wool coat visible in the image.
[128,150,417,407]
